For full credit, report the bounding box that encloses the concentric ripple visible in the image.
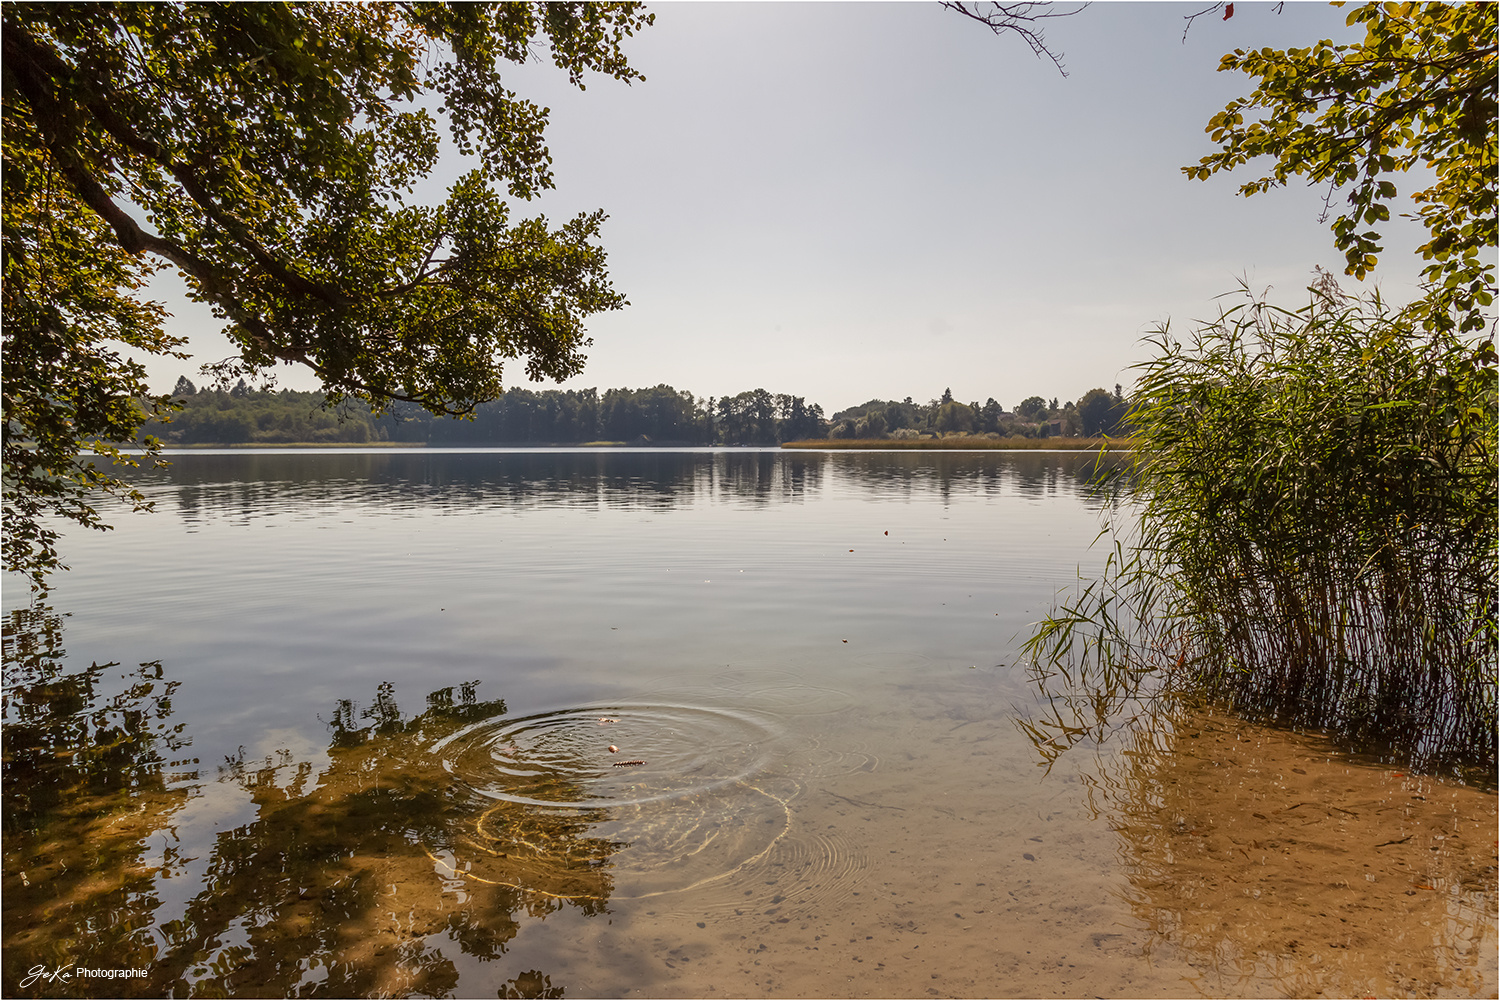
[424,704,796,900]
[432,704,779,808]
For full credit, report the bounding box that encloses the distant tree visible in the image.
[807,403,828,438]
[1016,395,1048,420]
[749,389,778,443]
[603,389,643,440]
[935,401,975,433]
[829,404,865,423]
[715,395,739,443]
[980,398,1003,433]
[574,388,602,442]
[173,376,197,397]
[712,389,780,444]
[941,387,955,404]
[703,396,717,442]
[778,395,826,442]
[1078,387,1116,436]
[1048,397,1058,412]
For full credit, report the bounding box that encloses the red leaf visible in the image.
[1223,3,1234,19]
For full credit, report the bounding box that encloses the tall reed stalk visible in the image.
[1024,282,1498,774]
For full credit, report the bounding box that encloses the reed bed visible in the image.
[782,436,1130,451]
[1023,287,1498,774]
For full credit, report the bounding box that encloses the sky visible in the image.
[143,1,1447,414]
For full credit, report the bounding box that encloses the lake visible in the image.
[3,449,1494,998]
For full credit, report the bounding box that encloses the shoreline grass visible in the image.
[782,436,1132,451]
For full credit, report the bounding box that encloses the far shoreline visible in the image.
[781,436,1133,450]
[150,440,670,449]
[130,437,1134,451]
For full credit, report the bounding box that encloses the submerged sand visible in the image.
[563,703,1498,999]
[5,688,1494,998]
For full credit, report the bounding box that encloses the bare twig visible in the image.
[1183,2,1284,43]
[940,1,1089,77]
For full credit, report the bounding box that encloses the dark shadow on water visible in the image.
[2,606,598,998]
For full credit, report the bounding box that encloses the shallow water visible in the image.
[2,449,1493,997]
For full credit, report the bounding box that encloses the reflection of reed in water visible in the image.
[1011,644,1167,775]
[1078,711,1498,998]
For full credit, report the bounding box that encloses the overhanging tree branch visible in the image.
[3,3,649,586]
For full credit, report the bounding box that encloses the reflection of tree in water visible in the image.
[501,969,566,999]
[161,679,617,997]
[706,450,823,505]
[150,449,829,524]
[2,605,195,995]
[2,609,605,997]
[142,448,1120,527]
[829,450,1126,506]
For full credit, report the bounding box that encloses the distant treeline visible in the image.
[143,378,1133,445]
[829,388,1131,440]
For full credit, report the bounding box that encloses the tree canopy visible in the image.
[1015,395,1048,420]
[1185,1,1496,332]
[2,2,651,588]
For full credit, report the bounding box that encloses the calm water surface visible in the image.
[3,449,1493,998]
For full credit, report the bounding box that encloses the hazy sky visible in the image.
[145,1,1445,413]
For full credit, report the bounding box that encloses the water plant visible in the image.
[1022,278,1498,774]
